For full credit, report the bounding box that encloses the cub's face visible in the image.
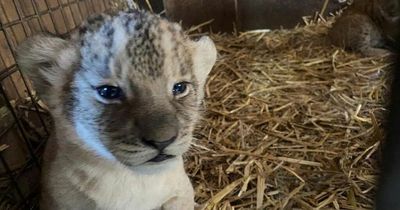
[17,11,217,167]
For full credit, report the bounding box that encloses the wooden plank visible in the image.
[4,28,18,54]
[17,0,35,17]
[92,0,103,13]
[28,18,43,34]
[0,32,16,68]
[10,71,27,99]
[22,21,33,37]
[11,24,27,45]
[0,5,7,24]
[63,6,76,30]
[98,0,106,12]
[51,9,68,34]
[0,0,20,23]
[85,1,95,15]
[78,1,89,19]
[70,3,83,26]
[40,13,56,34]
[0,53,6,71]
[46,0,59,9]
[34,0,48,13]
[1,77,20,101]
[104,0,111,10]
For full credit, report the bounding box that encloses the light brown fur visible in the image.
[328,0,400,56]
[17,10,217,210]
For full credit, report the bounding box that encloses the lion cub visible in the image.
[328,0,400,56]
[17,11,216,210]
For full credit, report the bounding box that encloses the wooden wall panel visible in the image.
[28,18,43,34]
[0,0,19,23]
[40,13,57,34]
[237,0,346,30]
[17,0,35,17]
[63,6,77,30]
[52,9,68,34]
[0,32,15,68]
[164,0,236,32]
[47,0,60,9]
[164,0,348,31]
[34,0,48,13]
[70,3,83,24]
[78,1,89,19]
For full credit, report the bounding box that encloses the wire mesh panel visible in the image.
[0,0,113,209]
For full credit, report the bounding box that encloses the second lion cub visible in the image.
[328,0,400,56]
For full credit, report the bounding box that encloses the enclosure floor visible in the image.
[186,21,392,209]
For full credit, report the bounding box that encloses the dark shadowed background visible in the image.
[137,0,348,32]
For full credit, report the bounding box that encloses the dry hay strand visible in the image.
[186,21,394,210]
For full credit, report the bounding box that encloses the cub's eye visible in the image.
[96,85,123,100]
[172,82,189,96]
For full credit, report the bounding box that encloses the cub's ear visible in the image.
[16,35,78,100]
[191,36,217,87]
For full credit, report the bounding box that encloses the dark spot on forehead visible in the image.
[124,16,133,31]
[104,39,113,49]
[143,27,150,39]
[126,39,133,58]
[135,23,142,30]
[82,39,91,49]
[123,18,167,78]
[80,11,191,80]
[106,27,114,37]
[79,26,87,35]
[180,45,193,75]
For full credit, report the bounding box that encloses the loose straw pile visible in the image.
[187,21,393,209]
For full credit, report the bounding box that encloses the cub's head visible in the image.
[17,11,216,167]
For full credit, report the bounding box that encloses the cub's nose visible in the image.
[142,136,176,151]
[135,111,179,151]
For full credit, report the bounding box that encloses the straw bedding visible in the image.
[186,20,393,210]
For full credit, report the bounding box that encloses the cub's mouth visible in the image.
[111,135,191,167]
[149,153,175,162]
